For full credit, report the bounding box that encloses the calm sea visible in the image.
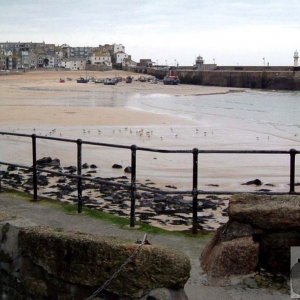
[127,90,300,148]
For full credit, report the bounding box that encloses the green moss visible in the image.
[1,189,211,240]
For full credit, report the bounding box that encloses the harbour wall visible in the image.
[142,68,300,90]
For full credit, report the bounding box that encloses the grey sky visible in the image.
[1,0,299,65]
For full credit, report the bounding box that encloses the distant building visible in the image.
[89,51,112,67]
[68,46,93,58]
[113,44,125,54]
[194,55,216,70]
[137,59,153,67]
[60,58,86,70]
[0,41,134,70]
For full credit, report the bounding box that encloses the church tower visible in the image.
[294,50,299,67]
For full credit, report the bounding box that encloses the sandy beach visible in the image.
[0,70,298,231]
[0,70,237,126]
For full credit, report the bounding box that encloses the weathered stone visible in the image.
[19,227,191,298]
[229,194,300,230]
[201,226,259,282]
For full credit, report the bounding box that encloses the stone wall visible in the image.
[145,68,300,90]
[0,213,190,299]
[200,194,300,285]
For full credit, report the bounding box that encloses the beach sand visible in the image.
[0,70,298,231]
[0,70,295,191]
[0,70,237,126]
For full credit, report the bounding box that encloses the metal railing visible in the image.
[0,131,299,233]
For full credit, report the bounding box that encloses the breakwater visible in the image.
[142,68,300,90]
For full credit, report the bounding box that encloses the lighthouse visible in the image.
[294,50,299,67]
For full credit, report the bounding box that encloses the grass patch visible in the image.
[1,188,212,239]
[61,203,212,238]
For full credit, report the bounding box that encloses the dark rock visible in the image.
[82,163,89,169]
[165,185,177,189]
[64,166,77,173]
[57,184,76,195]
[201,200,217,210]
[206,184,219,187]
[90,164,97,169]
[242,179,262,186]
[37,157,60,168]
[124,166,132,173]
[7,165,17,172]
[38,175,49,186]
[112,164,123,169]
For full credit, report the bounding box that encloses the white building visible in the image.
[89,51,112,67]
[113,43,125,54]
[115,51,129,65]
[60,58,86,70]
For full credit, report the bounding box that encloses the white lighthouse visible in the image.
[294,50,299,67]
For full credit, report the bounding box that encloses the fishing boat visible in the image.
[76,77,88,83]
[125,76,133,83]
[163,75,180,85]
[103,78,117,85]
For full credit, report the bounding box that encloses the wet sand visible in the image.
[0,70,296,193]
[0,70,237,126]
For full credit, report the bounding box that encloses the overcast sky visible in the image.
[1,0,299,66]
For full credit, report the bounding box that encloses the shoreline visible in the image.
[0,70,299,232]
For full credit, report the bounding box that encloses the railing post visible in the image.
[32,134,38,201]
[192,148,199,234]
[290,148,296,194]
[130,145,137,227]
[77,139,83,213]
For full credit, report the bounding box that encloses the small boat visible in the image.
[125,76,133,83]
[76,77,88,83]
[138,76,147,82]
[59,78,65,83]
[163,75,180,85]
[94,79,104,84]
[104,78,117,85]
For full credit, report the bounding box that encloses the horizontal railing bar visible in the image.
[0,161,31,170]
[82,140,131,150]
[0,132,32,138]
[35,135,77,143]
[136,146,193,153]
